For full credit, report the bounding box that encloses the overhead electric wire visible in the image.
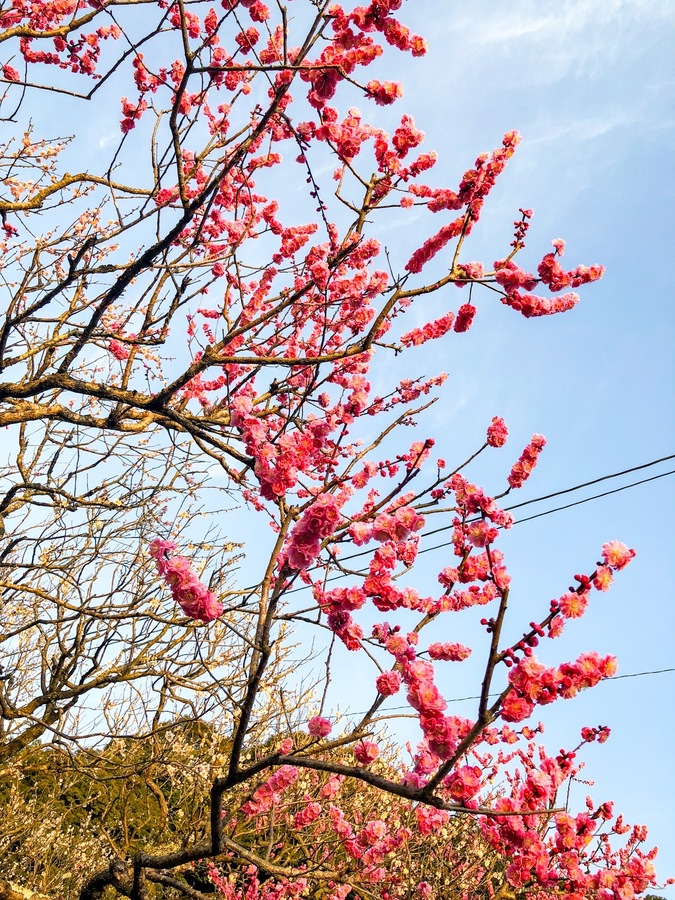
[417,467,675,557]
[283,453,675,594]
[350,452,675,560]
[338,668,675,718]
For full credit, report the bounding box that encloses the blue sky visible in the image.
[375,0,675,890]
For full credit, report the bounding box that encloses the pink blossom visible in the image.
[445,764,482,803]
[308,715,332,738]
[501,690,535,723]
[601,540,636,571]
[593,565,614,591]
[294,801,321,828]
[486,415,508,447]
[453,302,476,332]
[428,641,472,662]
[108,338,130,361]
[508,434,546,489]
[354,740,379,765]
[149,539,222,622]
[286,494,342,570]
[365,79,403,106]
[559,591,589,619]
[359,819,387,846]
[2,64,20,82]
[376,670,402,696]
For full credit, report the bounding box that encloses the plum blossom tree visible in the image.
[0,1,667,899]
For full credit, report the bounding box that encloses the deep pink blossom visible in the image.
[149,539,222,622]
[308,715,332,737]
[376,670,402,696]
[354,740,379,765]
[486,415,508,447]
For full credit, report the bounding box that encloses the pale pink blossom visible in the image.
[601,540,636,571]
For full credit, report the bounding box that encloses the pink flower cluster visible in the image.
[372,627,472,765]
[493,243,603,319]
[444,764,482,804]
[286,494,342,570]
[538,245,605,292]
[354,740,380,765]
[120,96,148,133]
[486,415,508,447]
[308,715,332,738]
[365,79,404,106]
[293,800,321,829]
[372,506,425,542]
[601,540,636,570]
[241,765,299,817]
[481,742,659,897]
[446,473,514,530]
[149,538,222,622]
[507,434,546,488]
[501,651,618,722]
[400,311,454,347]
[404,217,464,274]
[427,641,472,662]
[375,670,402,696]
[453,302,476,333]
[501,288,580,318]
[108,338,130,360]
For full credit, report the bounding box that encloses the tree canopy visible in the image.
[0,2,667,899]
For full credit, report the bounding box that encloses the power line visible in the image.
[417,468,675,556]
[364,452,675,555]
[501,452,675,512]
[284,454,675,593]
[501,469,675,528]
[337,667,675,718]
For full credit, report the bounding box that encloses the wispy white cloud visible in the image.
[422,0,674,84]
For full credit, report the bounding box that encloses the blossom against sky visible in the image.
[390,1,675,890]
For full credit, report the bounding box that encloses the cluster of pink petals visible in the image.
[538,248,605,292]
[493,244,603,320]
[307,715,332,738]
[373,628,473,764]
[493,259,538,293]
[601,540,636,570]
[427,641,472,661]
[507,434,546,489]
[365,79,403,106]
[108,338,130,360]
[501,651,617,722]
[486,415,508,447]
[375,670,402,696]
[293,801,321,829]
[404,217,464,274]
[480,744,660,897]
[372,506,425,542]
[453,302,476,332]
[241,765,299,817]
[354,740,379,765]
[400,311,454,347]
[2,64,20,82]
[501,288,580,318]
[444,764,482,804]
[149,538,222,622]
[445,474,514,534]
[453,261,485,285]
[286,494,342,570]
